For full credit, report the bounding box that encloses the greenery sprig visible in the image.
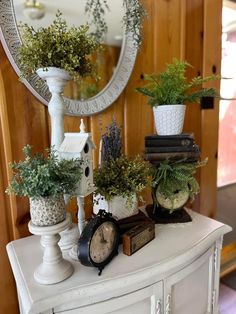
[18,11,101,81]
[85,0,109,43]
[6,145,83,198]
[85,0,146,47]
[94,155,151,203]
[152,159,207,205]
[122,0,146,47]
[136,59,219,106]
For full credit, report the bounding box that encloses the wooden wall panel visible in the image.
[0,45,50,239]
[124,0,155,157]
[200,0,222,217]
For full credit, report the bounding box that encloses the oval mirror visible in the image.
[0,0,138,116]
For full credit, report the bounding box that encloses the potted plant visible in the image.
[6,145,83,226]
[93,120,151,220]
[18,11,102,150]
[18,11,101,82]
[136,59,218,135]
[152,159,207,214]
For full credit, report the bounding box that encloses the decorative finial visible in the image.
[80,119,86,133]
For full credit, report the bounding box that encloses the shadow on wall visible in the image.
[217,183,236,246]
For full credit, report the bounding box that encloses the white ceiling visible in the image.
[13,0,125,46]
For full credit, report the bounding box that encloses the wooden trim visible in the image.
[0,57,18,240]
[221,242,236,277]
[200,0,222,218]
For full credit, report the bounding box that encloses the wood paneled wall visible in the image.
[0,0,222,312]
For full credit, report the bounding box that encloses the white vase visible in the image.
[153,104,186,135]
[29,194,66,226]
[36,67,71,150]
[93,194,138,220]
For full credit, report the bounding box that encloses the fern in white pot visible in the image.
[136,59,218,135]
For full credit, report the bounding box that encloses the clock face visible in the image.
[89,221,118,264]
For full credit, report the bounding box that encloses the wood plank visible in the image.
[200,0,222,218]
[221,242,236,277]
[0,62,19,314]
[0,43,50,238]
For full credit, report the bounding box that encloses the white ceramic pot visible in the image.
[93,194,138,220]
[29,194,66,226]
[36,67,71,150]
[153,104,186,135]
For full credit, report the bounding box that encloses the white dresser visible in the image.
[6,210,231,314]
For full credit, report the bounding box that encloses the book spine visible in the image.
[145,145,198,153]
[145,151,200,161]
[145,138,194,147]
[145,133,194,140]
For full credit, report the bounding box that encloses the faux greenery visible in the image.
[152,159,207,206]
[85,0,146,47]
[94,155,151,203]
[6,145,83,198]
[18,11,101,81]
[136,59,219,106]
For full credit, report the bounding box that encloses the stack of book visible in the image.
[145,133,200,164]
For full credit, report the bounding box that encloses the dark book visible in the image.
[145,150,200,162]
[150,157,200,166]
[145,144,199,154]
[145,133,194,147]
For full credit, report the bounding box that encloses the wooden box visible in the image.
[122,222,155,256]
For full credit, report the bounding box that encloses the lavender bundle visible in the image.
[100,119,122,165]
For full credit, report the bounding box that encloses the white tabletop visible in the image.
[7,209,231,314]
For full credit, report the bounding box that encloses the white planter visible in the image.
[153,104,186,135]
[93,194,138,220]
[36,67,71,150]
[29,194,66,226]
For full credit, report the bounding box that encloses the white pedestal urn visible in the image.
[153,104,186,135]
[28,213,74,285]
[36,67,71,151]
[93,194,138,220]
[37,68,78,251]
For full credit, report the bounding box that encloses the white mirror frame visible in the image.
[0,0,138,116]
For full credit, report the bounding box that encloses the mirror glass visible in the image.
[0,0,138,115]
[13,0,125,100]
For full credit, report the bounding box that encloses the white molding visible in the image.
[0,0,138,116]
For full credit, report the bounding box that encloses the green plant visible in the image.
[18,11,101,81]
[136,59,219,106]
[94,155,151,203]
[6,145,83,198]
[85,0,146,47]
[152,159,207,207]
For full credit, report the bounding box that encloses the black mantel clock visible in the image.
[78,210,120,276]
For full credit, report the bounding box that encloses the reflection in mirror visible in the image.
[0,0,139,115]
[13,0,124,100]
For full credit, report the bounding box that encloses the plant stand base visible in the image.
[69,244,79,261]
[28,213,74,285]
[146,204,192,224]
[59,223,79,250]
